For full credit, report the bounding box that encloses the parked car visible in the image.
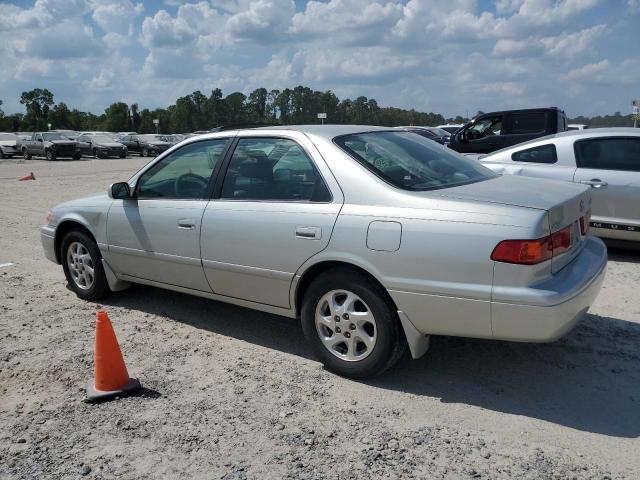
[22,132,80,160]
[134,134,172,157]
[568,124,589,131]
[0,133,20,158]
[449,108,568,155]
[397,126,451,145]
[76,134,128,158]
[436,124,464,134]
[478,128,640,244]
[40,126,606,378]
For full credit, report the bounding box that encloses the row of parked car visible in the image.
[0,130,192,160]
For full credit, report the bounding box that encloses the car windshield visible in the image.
[334,131,496,191]
[429,128,451,136]
[92,135,115,143]
[139,135,164,142]
[43,133,68,141]
[0,133,17,141]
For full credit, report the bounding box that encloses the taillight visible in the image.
[551,226,572,255]
[491,225,573,265]
[579,210,591,236]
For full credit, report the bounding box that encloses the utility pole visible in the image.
[633,100,639,128]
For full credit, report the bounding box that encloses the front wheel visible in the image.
[73,153,81,160]
[46,149,56,161]
[61,230,110,300]
[301,268,406,379]
[23,150,32,160]
[141,148,149,157]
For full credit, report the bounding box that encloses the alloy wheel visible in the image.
[66,241,95,290]
[315,289,377,362]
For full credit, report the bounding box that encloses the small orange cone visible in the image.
[86,310,141,402]
[19,172,35,181]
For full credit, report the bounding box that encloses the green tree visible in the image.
[247,88,268,122]
[20,88,54,130]
[48,102,72,129]
[103,102,130,132]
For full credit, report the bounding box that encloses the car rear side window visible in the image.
[574,137,640,171]
[334,131,495,191]
[220,137,331,202]
[511,144,557,164]
[510,112,546,134]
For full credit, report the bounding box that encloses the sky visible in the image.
[0,0,638,118]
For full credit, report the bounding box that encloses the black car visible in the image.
[398,126,451,145]
[448,107,568,155]
[76,134,128,158]
[119,134,171,157]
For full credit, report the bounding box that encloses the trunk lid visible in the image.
[435,175,593,273]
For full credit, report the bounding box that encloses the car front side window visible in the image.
[468,116,503,140]
[220,137,331,202]
[136,139,229,199]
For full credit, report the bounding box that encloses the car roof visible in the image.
[484,127,640,157]
[213,124,392,140]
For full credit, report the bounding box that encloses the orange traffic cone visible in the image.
[19,172,35,181]
[86,310,141,402]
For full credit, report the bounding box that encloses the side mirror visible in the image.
[109,182,132,199]
[38,138,43,143]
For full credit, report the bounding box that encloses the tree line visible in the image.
[0,87,635,133]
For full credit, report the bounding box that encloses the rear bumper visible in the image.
[40,226,58,263]
[491,236,607,342]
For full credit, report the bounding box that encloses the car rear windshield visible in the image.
[334,131,496,191]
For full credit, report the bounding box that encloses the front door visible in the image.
[107,138,230,291]
[455,114,504,154]
[201,135,342,308]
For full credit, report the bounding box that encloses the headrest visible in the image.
[240,160,272,179]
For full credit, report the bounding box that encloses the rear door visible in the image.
[200,133,343,308]
[573,136,640,235]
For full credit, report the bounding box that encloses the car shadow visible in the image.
[102,285,640,438]
[604,241,640,262]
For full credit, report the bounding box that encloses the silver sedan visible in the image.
[41,125,607,378]
[478,128,640,244]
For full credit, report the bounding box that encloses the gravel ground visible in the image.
[1,157,639,479]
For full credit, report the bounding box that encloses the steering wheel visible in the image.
[174,172,208,198]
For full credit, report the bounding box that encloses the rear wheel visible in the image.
[61,230,110,300]
[141,148,149,157]
[301,268,406,378]
[73,152,81,160]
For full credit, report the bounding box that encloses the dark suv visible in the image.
[448,108,568,154]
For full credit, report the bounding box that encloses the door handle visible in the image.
[178,219,196,229]
[296,226,321,239]
[580,179,608,189]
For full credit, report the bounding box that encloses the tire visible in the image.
[23,150,32,160]
[119,153,126,159]
[61,230,110,301]
[141,148,149,157]
[73,153,81,160]
[301,268,406,379]
[46,149,56,161]
[0,149,5,159]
